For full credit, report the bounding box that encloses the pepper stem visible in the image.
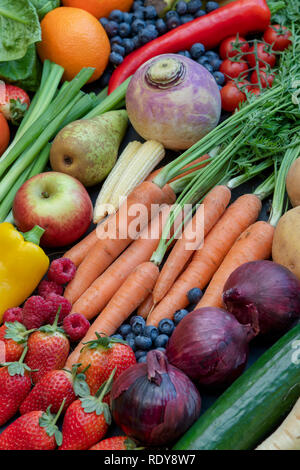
[21,225,45,245]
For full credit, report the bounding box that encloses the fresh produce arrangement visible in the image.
[1,0,300,453]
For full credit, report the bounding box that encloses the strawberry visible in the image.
[0,347,32,426]
[59,369,116,450]
[0,322,34,362]
[25,309,70,384]
[90,436,140,450]
[0,404,64,450]
[20,364,90,415]
[78,334,136,395]
[0,82,30,125]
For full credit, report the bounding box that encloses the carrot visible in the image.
[152,185,231,305]
[70,205,171,320]
[64,181,176,304]
[196,220,275,309]
[146,193,262,326]
[137,294,154,319]
[65,261,159,368]
[146,154,210,183]
[63,228,98,267]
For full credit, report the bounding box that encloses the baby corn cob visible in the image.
[93,140,142,223]
[109,140,165,213]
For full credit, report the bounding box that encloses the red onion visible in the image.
[111,350,201,446]
[223,260,300,336]
[166,307,258,389]
[126,54,221,150]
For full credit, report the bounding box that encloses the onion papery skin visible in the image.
[126,54,221,151]
[111,350,201,446]
[223,260,300,336]
[166,308,256,389]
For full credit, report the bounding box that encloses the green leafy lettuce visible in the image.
[30,0,60,20]
[0,0,41,61]
[0,44,42,91]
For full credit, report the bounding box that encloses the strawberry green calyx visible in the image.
[4,321,35,344]
[0,346,34,376]
[67,363,91,398]
[80,368,116,423]
[39,399,66,446]
[83,332,128,350]
[8,98,29,126]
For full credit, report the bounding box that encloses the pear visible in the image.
[50,110,128,187]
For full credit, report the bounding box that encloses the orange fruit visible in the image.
[37,7,111,83]
[62,0,134,19]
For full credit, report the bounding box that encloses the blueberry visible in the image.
[111,43,125,56]
[187,0,202,14]
[155,347,166,354]
[205,50,220,61]
[135,335,152,350]
[144,325,159,341]
[123,12,133,24]
[118,323,132,337]
[105,21,119,37]
[111,334,123,340]
[132,35,141,49]
[190,42,205,59]
[132,10,145,21]
[109,51,124,65]
[125,332,136,341]
[165,10,179,20]
[180,14,194,24]
[126,337,136,351]
[110,35,123,45]
[109,9,124,23]
[123,38,135,54]
[187,287,203,303]
[158,319,175,336]
[138,355,147,363]
[203,62,214,73]
[133,0,143,10]
[156,18,167,35]
[210,57,223,71]
[119,22,131,37]
[178,50,191,58]
[135,349,147,360]
[174,309,189,325]
[176,1,188,15]
[213,71,225,86]
[100,17,109,27]
[197,56,210,66]
[194,9,206,17]
[139,27,158,44]
[206,1,219,13]
[132,19,146,33]
[144,5,157,19]
[166,15,181,30]
[154,334,169,348]
[99,69,112,88]
[131,316,146,335]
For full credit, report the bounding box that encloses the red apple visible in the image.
[13,172,93,247]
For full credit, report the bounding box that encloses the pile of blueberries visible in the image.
[111,287,203,363]
[99,0,223,87]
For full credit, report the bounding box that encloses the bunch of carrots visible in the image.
[62,37,300,369]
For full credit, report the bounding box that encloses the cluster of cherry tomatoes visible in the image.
[219,25,292,113]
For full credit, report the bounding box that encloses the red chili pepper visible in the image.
[108,0,271,94]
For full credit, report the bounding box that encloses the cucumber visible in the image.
[173,323,300,450]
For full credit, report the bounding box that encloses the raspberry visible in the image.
[63,313,90,342]
[48,258,76,285]
[47,293,72,324]
[3,307,23,324]
[22,296,53,330]
[38,279,63,298]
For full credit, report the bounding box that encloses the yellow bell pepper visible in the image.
[0,223,49,323]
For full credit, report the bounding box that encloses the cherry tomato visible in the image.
[246,86,261,96]
[219,59,248,82]
[247,43,276,69]
[263,25,292,51]
[0,113,10,156]
[250,69,274,88]
[219,35,250,60]
[220,81,247,112]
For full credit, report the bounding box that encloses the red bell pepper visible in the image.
[108,0,271,94]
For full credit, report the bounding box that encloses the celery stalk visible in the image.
[84,77,131,119]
